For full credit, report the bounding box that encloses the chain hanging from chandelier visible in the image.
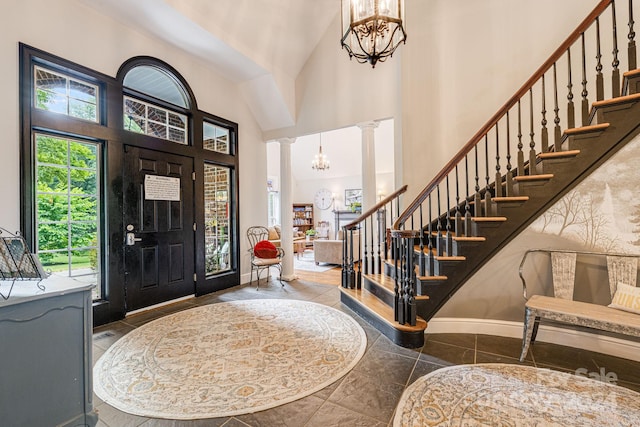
[340,0,407,68]
[311,133,330,171]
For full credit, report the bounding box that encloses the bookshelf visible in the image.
[292,203,314,233]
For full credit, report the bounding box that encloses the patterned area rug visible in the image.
[294,250,334,272]
[394,364,640,426]
[94,299,366,419]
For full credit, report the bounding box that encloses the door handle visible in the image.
[126,232,143,246]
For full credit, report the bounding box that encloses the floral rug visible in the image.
[394,364,640,426]
[94,299,366,419]
[294,250,335,272]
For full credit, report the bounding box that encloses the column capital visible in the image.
[277,137,296,145]
[357,121,379,131]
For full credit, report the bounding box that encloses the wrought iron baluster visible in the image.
[495,124,502,198]
[445,175,453,255]
[629,0,637,70]
[464,155,472,236]
[474,144,481,217]
[529,88,537,174]
[581,32,590,126]
[517,100,525,174]
[612,1,621,97]
[567,47,576,129]
[541,74,549,153]
[505,111,514,196]
[376,209,382,274]
[553,63,562,149]
[455,164,462,235]
[427,194,434,275]
[363,220,369,275]
[484,135,492,215]
[596,17,605,101]
[436,184,443,256]
[418,205,425,276]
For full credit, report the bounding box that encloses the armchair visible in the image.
[247,226,284,289]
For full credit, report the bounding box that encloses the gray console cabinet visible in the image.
[0,282,98,426]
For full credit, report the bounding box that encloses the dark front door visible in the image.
[123,146,195,311]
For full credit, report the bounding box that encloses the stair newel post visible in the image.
[505,112,514,196]
[348,228,358,289]
[528,88,537,174]
[474,144,482,217]
[611,1,621,98]
[445,176,453,255]
[541,74,549,153]
[494,124,502,198]
[392,229,404,322]
[355,228,362,289]
[596,17,605,101]
[394,229,418,326]
[363,219,369,275]
[552,63,562,149]
[464,155,472,236]
[427,195,435,275]
[341,226,349,288]
[436,184,444,256]
[581,32,590,126]
[517,100,525,176]
[567,47,576,130]
[454,165,463,236]
[483,135,492,216]
[628,0,637,70]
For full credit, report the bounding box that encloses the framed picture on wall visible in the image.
[345,188,362,208]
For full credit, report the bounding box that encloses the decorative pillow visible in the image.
[254,240,278,259]
[608,283,640,314]
[267,227,279,241]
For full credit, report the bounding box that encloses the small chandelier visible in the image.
[340,0,407,68]
[311,133,330,171]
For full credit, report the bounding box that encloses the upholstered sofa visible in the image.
[268,225,306,256]
[313,231,360,265]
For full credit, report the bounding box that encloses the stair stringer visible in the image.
[415,99,640,322]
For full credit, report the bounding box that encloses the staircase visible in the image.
[339,0,640,348]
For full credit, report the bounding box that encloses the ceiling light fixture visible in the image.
[340,0,407,68]
[311,133,330,171]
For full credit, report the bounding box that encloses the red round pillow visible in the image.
[254,240,278,258]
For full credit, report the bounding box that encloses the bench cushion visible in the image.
[527,294,640,338]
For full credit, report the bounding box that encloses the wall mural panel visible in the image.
[529,134,640,254]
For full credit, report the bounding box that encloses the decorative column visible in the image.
[358,121,379,211]
[278,137,297,281]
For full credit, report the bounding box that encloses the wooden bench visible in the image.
[519,249,640,361]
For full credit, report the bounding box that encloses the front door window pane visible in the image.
[35,134,101,299]
[204,164,231,275]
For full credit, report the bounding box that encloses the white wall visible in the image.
[0,0,265,277]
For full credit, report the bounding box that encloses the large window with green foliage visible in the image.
[34,133,101,298]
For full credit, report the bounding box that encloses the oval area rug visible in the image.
[94,299,366,419]
[394,363,640,426]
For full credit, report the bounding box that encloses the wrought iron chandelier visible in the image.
[311,133,330,171]
[340,0,407,68]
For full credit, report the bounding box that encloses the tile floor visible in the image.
[92,277,640,427]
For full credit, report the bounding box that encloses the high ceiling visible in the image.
[80,0,341,131]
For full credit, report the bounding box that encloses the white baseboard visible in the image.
[427,317,640,362]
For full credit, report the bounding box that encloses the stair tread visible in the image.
[452,236,486,242]
[623,69,640,78]
[418,275,448,281]
[593,92,640,107]
[340,287,428,332]
[435,255,465,261]
[564,123,610,135]
[538,150,581,159]
[472,216,507,222]
[492,196,529,202]
[514,173,554,182]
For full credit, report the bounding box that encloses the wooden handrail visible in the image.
[344,185,408,230]
[392,0,613,230]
